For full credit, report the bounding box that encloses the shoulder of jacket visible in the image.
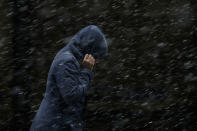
[56,53,75,63]
[55,53,81,69]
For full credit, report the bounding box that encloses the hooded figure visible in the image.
[30,25,108,131]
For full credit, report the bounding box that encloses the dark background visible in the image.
[0,0,196,130]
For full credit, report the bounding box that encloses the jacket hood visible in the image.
[65,25,108,59]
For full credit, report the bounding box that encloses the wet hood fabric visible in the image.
[65,25,108,59]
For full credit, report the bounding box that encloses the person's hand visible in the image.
[82,54,95,70]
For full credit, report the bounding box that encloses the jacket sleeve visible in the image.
[55,59,93,104]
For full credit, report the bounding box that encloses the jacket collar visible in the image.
[62,43,84,60]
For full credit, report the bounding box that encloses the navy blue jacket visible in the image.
[30,25,108,131]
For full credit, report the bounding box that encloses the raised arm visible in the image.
[55,57,93,104]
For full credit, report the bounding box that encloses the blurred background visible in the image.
[0,0,196,130]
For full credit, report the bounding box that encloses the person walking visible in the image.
[30,25,108,131]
